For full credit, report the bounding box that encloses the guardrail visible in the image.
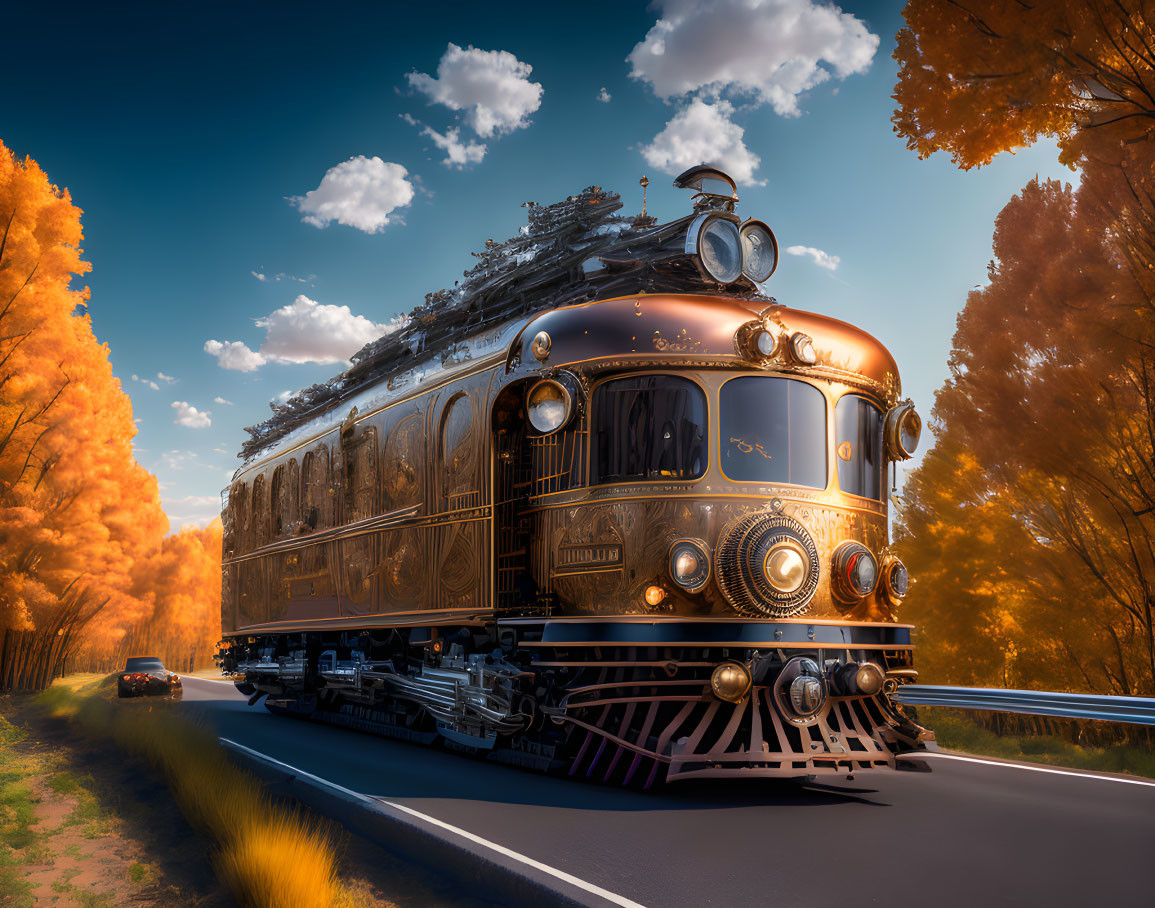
[891,685,1155,726]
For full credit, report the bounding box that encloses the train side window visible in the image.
[249,474,269,549]
[720,376,826,488]
[271,461,300,537]
[226,482,247,555]
[302,445,333,530]
[835,394,884,500]
[592,375,707,483]
[344,428,379,522]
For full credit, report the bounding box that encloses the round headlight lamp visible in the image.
[831,541,879,604]
[790,332,818,365]
[716,513,820,618]
[669,539,710,592]
[762,541,807,594]
[686,214,742,283]
[774,656,827,723]
[740,219,778,283]
[884,399,922,460]
[710,661,752,704]
[526,374,578,435]
[736,321,781,363]
[879,554,910,607]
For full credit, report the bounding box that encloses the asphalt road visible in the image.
[179,677,1155,907]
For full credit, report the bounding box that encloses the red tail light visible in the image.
[122,675,130,681]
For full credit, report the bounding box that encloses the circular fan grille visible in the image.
[715,512,820,617]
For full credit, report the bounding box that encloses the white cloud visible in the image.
[786,244,841,270]
[171,401,212,429]
[129,374,160,390]
[257,296,391,365]
[203,339,267,372]
[291,156,414,233]
[597,87,612,103]
[213,396,233,405]
[205,295,402,371]
[161,449,197,470]
[408,44,543,139]
[628,0,879,118]
[157,372,176,383]
[253,270,314,284]
[422,125,487,167]
[274,390,294,403]
[163,494,221,529]
[640,99,762,185]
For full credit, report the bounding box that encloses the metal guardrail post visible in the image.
[891,685,1155,726]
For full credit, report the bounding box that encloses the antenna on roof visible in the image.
[633,175,656,227]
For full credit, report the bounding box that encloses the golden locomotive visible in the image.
[216,167,931,785]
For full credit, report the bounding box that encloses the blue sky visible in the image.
[1,1,1071,528]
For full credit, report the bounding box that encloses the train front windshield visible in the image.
[592,375,708,483]
[720,376,827,488]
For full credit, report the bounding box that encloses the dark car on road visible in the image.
[117,656,182,698]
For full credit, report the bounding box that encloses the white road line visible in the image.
[218,738,648,908]
[910,752,1155,788]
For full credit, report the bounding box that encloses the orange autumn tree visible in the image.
[896,178,1155,698]
[892,1,1155,703]
[125,521,223,673]
[892,0,1155,294]
[0,141,220,689]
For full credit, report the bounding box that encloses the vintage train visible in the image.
[216,166,933,785]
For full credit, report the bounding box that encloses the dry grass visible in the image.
[34,684,348,907]
[218,814,339,908]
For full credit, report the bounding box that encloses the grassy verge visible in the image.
[32,680,379,908]
[920,707,1155,779]
[0,708,191,907]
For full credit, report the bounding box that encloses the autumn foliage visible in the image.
[893,2,1155,707]
[0,141,220,689]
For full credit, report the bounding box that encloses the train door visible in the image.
[433,388,486,610]
[338,422,380,617]
[492,384,535,612]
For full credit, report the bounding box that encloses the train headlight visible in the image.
[884,399,921,460]
[831,542,878,604]
[531,330,551,362]
[710,661,753,703]
[740,219,778,283]
[526,374,578,435]
[686,214,742,283]
[762,541,807,594]
[879,554,910,607]
[644,585,667,607]
[668,539,710,592]
[716,512,820,618]
[774,656,827,722]
[790,332,818,365]
[830,660,885,697]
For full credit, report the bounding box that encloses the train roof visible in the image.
[237,174,900,465]
[510,293,900,394]
[239,181,768,461]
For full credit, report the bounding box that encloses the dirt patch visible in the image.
[0,695,228,907]
[1,690,415,907]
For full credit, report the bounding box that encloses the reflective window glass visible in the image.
[593,376,707,483]
[835,394,884,500]
[720,377,826,488]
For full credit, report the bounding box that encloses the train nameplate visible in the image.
[553,543,623,576]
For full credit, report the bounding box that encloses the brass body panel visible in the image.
[222,292,903,635]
